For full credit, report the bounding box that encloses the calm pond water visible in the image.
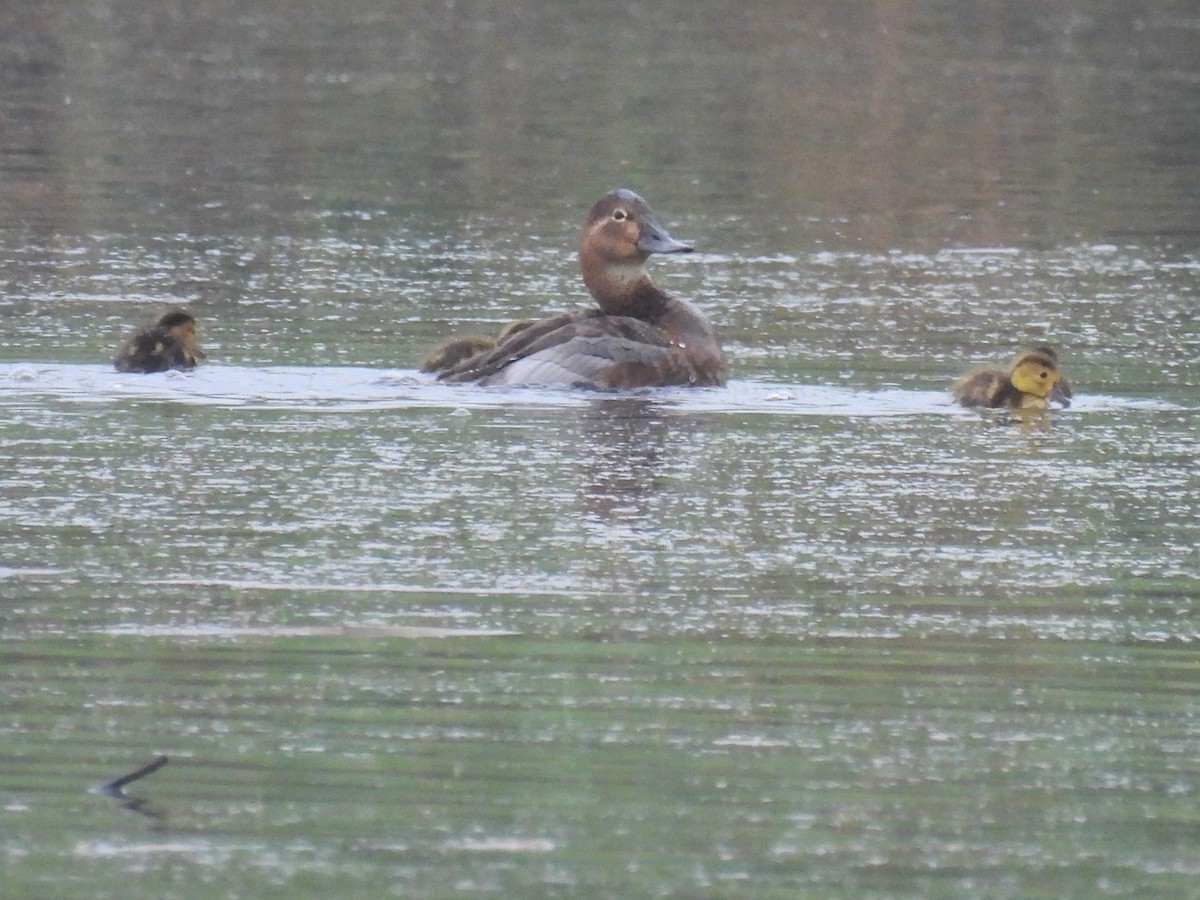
[3,1,1200,897]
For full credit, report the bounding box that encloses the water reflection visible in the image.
[576,398,674,521]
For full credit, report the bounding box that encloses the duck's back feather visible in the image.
[438,309,601,383]
[953,368,1014,408]
[481,333,673,388]
[114,329,197,373]
[441,312,722,389]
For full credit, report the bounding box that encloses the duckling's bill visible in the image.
[1048,380,1071,408]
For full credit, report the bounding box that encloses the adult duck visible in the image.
[434,189,725,389]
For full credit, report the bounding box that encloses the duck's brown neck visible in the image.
[581,262,673,322]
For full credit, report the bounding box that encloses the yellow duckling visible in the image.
[114,310,207,373]
[419,320,531,374]
[953,345,1071,409]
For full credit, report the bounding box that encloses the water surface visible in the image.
[3,1,1200,897]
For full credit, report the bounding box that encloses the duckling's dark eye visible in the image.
[1039,370,1049,379]
[612,209,629,221]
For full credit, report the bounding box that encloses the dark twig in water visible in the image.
[95,755,169,798]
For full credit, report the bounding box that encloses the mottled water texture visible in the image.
[3,1,1200,897]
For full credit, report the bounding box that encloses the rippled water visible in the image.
[3,1,1200,897]
[4,348,1197,897]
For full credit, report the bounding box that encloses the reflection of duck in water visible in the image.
[953,345,1071,409]
[420,321,531,374]
[431,189,725,389]
[114,310,206,373]
[576,397,671,522]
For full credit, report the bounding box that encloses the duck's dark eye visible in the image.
[612,209,629,221]
[1039,370,1049,379]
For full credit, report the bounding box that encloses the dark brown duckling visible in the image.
[114,310,206,373]
[419,321,531,374]
[953,345,1071,409]
[434,189,725,389]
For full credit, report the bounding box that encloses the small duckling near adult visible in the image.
[419,321,531,374]
[114,310,207,373]
[952,345,1071,409]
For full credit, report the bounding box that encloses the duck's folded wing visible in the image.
[437,310,596,382]
[439,313,689,388]
[481,332,677,388]
[114,330,170,373]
